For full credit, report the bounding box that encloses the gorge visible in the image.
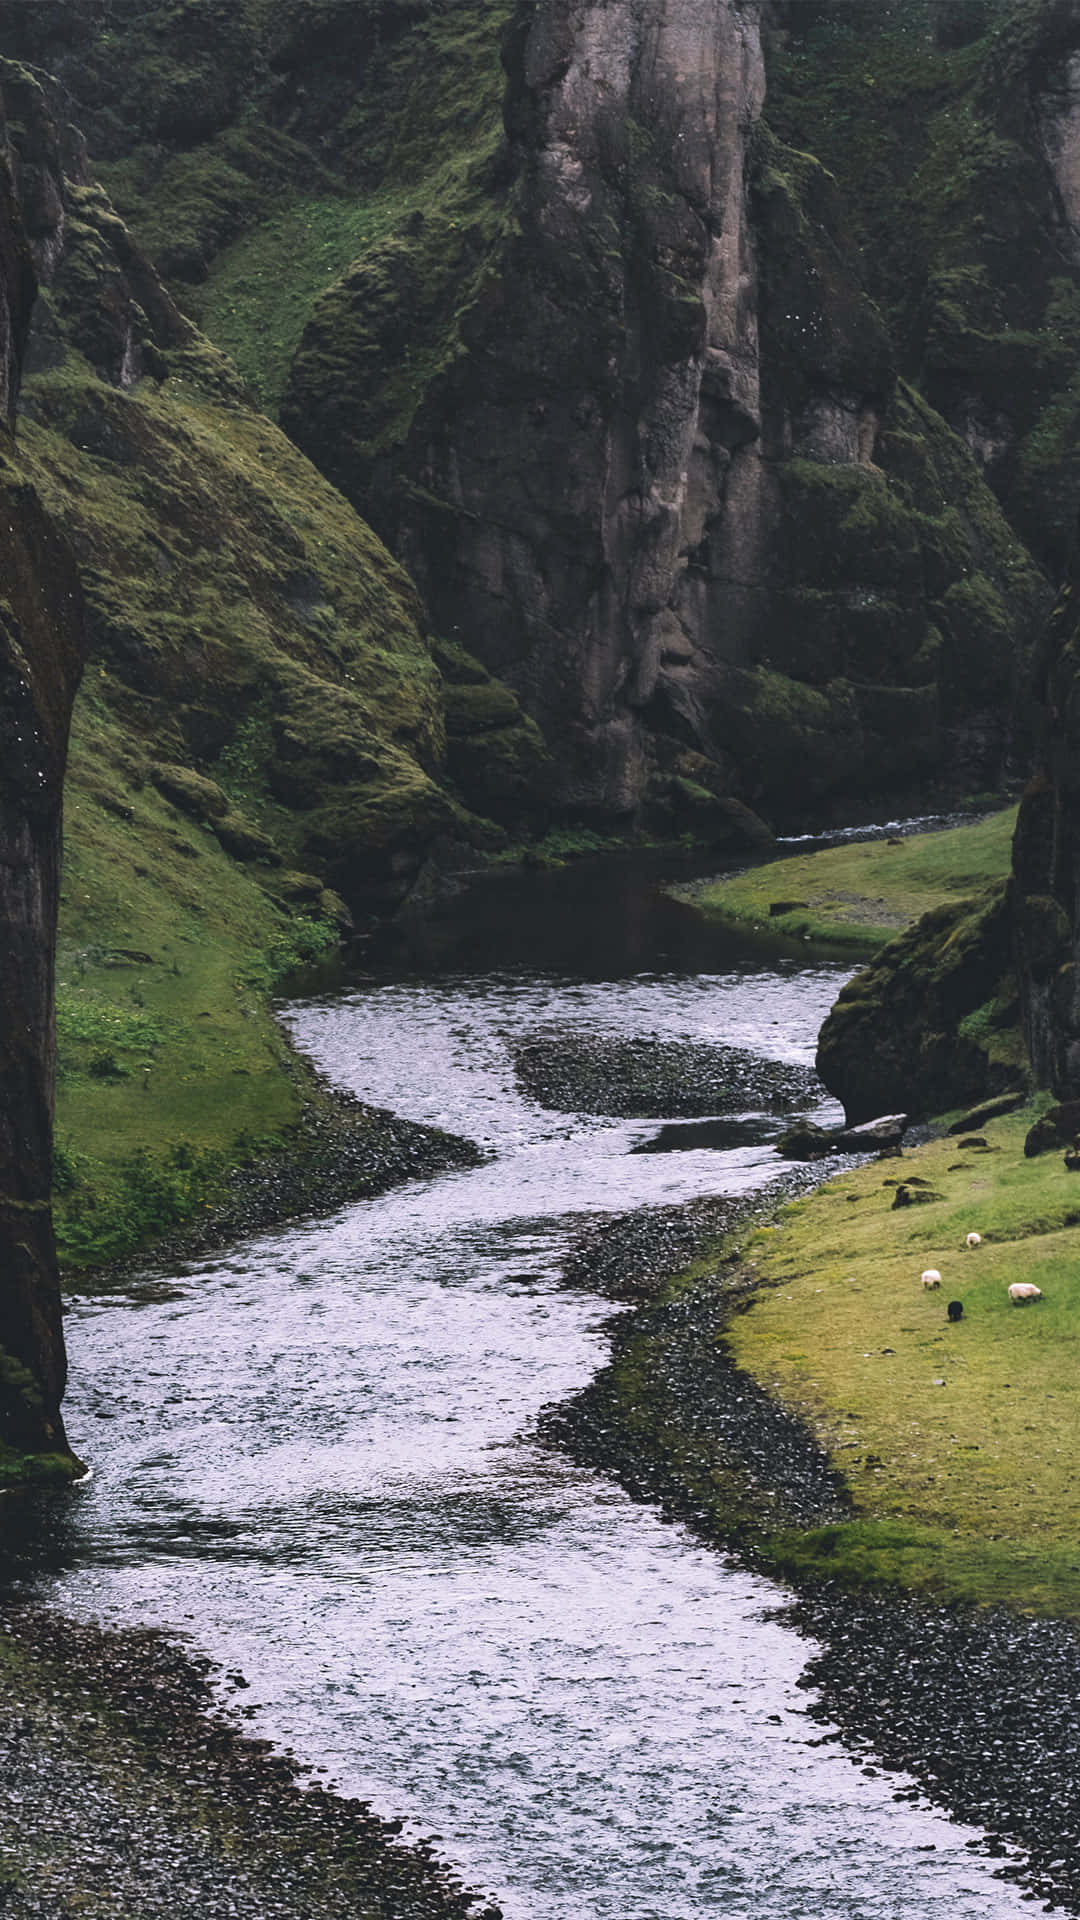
[6,0,1080,1912]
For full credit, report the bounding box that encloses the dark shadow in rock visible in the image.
[630,1116,783,1154]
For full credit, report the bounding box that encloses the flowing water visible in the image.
[8,852,1040,1917]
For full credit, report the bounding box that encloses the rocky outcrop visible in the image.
[1011,520,1080,1094]
[0,67,86,1464]
[816,884,1024,1124]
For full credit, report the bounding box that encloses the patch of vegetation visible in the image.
[728,1104,1080,1615]
[765,0,1080,574]
[0,1445,83,1488]
[681,806,1017,953]
[52,711,316,1271]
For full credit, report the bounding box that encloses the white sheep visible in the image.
[921,1269,942,1290]
[1008,1283,1043,1305]
[966,1232,982,1249]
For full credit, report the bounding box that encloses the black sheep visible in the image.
[947,1299,963,1322]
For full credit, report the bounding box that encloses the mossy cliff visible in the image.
[0,61,526,1298]
[280,0,1048,825]
[0,66,85,1474]
[768,0,1080,579]
[0,0,1058,836]
[1011,518,1080,1094]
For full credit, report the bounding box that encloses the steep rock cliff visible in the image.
[279,0,1046,825]
[0,0,1051,835]
[1012,523,1080,1093]
[0,66,85,1466]
[769,0,1080,578]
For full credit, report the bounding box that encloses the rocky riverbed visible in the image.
[0,1604,500,1920]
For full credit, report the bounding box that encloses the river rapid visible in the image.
[10,850,1043,1918]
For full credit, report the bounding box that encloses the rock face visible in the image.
[816,884,1023,1124]
[280,0,1047,827]
[0,1,1062,837]
[0,68,86,1461]
[1012,522,1080,1094]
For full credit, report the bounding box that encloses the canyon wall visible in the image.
[1012,527,1080,1095]
[0,2,1071,837]
[279,0,1051,828]
[0,66,85,1463]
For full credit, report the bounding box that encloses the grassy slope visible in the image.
[728,1105,1080,1616]
[683,806,1016,952]
[144,0,512,423]
[15,236,477,1271]
[53,693,312,1269]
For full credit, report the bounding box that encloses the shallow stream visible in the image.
[9,851,1043,1917]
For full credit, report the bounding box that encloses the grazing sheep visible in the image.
[966,1232,982,1249]
[921,1269,942,1290]
[1007,1282,1043,1305]
[947,1300,963,1322]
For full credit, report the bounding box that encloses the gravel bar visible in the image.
[513,1031,821,1117]
[0,1604,501,1920]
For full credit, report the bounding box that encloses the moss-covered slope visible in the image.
[768,0,1080,578]
[0,61,531,1278]
[0,0,1055,833]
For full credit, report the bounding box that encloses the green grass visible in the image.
[191,0,512,419]
[52,695,317,1270]
[196,190,402,416]
[683,806,1017,953]
[728,1103,1080,1614]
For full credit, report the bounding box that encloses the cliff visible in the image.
[0,0,1058,837]
[0,66,85,1468]
[0,58,551,1280]
[280,0,1049,826]
[1012,524,1080,1093]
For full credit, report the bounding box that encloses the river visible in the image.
[8,849,1041,1917]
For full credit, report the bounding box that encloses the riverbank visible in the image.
[553,1097,1080,1615]
[52,751,483,1284]
[0,1603,500,1920]
[548,1111,1080,1910]
[674,806,1017,953]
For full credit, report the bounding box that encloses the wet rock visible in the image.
[777,1113,908,1159]
[630,1116,783,1155]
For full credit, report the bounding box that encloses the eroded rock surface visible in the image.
[1012,520,1080,1094]
[0,67,86,1460]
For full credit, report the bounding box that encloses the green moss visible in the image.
[766,4,1080,569]
[443,682,523,735]
[189,0,513,422]
[0,1443,83,1489]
